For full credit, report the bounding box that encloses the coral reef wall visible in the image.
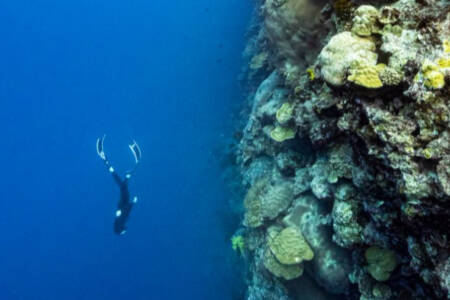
[233,0,450,299]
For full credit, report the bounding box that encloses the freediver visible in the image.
[96,135,142,235]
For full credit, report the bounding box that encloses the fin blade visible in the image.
[129,140,141,164]
[96,135,106,159]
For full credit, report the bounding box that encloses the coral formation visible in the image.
[263,247,304,280]
[244,179,294,227]
[276,102,295,124]
[351,5,380,37]
[318,31,377,87]
[231,0,450,299]
[232,235,246,255]
[268,226,314,265]
[365,246,397,282]
[347,64,383,88]
[270,125,297,142]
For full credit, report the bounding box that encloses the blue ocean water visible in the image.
[0,1,251,299]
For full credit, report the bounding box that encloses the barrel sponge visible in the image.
[269,226,314,265]
[263,248,304,280]
[365,246,397,282]
[318,31,378,87]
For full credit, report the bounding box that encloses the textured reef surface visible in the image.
[229,0,450,299]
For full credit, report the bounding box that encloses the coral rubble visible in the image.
[231,0,450,299]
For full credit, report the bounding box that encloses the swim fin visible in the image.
[129,140,141,164]
[96,135,106,160]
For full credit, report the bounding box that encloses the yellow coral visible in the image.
[444,40,450,53]
[270,126,296,142]
[375,63,386,72]
[276,102,295,124]
[348,64,383,88]
[436,57,450,69]
[422,61,445,89]
[306,68,315,81]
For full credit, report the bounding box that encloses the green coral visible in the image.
[269,226,314,265]
[276,102,295,124]
[270,125,297,142]
[231,235,245,254]
[365,246,397,282]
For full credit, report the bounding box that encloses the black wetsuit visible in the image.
[102,159,135,235]
[111,171,134,235]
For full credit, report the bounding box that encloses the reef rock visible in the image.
[233,0,450,298]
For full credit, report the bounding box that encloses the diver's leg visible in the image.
[109,164,123,186]
[97,135,123,186]
[125,140,141,177]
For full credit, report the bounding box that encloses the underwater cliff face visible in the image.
[233,0,450,299]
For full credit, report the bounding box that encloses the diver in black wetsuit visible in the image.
[96,135,141,235]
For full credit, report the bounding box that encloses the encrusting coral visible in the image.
[231,0,450,299]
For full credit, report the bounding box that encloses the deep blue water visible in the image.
[0,1,251,299]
